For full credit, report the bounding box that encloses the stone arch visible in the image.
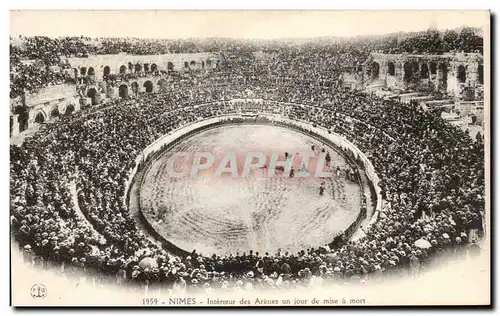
[135,63,142,73]
[103,65,111,77]
[430,62,437,75]
[404,62,413,81]
[143,80,154,93]
[65,103,75,115]
[201,61,205,69]
[151,63,158,73]
[88,67,95,76]
[87,87,99,105]
[190,60,196,67]
[34,111,46,124]
[80,67,87,76]
[412,61,419,73]
[167,62,174,71]
[157,78,167,92]
[371,62,380,80]
[206,59,212,67]
[420,63,429,79]
[387,62,395,76]
[128,62,133,72]
[131,82,139,95]
[438,63,448,87]
[144,63,150,73]
[50,106,60,118]
[457,65,467,83]
[119,65,127,74]
[184,61,189,69]
[478,64,484,84]
[14,106,29,132]
[119,84,129,99]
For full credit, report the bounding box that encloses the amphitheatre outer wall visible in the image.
[10,52,221,136]
[125,105,383,257]
[65,52,219,82]
[363,53,484,99]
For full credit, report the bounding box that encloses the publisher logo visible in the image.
[30,284,47,299]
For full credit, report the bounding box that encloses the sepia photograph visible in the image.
[8,9,490,307]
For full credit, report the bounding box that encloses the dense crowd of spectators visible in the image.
[10,27,483,99]
[11,55,484,293]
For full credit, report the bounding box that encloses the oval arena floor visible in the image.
[138,124,363,256]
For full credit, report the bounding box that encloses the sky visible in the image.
[10,10,489,39]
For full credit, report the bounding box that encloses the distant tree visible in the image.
[425,28,442,54]
[443,30,459,52]
[458,27,483,53]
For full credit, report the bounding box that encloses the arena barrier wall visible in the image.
[124,101,384,256]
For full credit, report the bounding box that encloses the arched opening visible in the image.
[119,84,129,99]
[50,106,60,118]
[80,67,87,76]
[151,63,158,73]
[206,59,212,67]
[131,82,139,95]
[190,61,196,67]
[412,61,419,74]
[87,88,99,105]
[404,62,413,81]
[88,67,95,76]
[144,63,150,73]
[34,112,45,124]
[119,65,127,74]
[463,87,475,101]
[457,65,467,83]
[201,61,205,69]
[421,63,429,79]
[430,62,437,75]
[478,64,484,84]
[135,63,142,73]
[438,63,448,87]
[128,62,133,72]
[371,62,380,80]
[14,106,29,132]
[167,62,174,71]
[387,62,395,76]
[103,66,110,78]
[143,81,153,93]
[157,79,167,92]
[65,104,75,116]
[184,61,189,69]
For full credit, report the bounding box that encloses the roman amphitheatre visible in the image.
[10,21,486,297]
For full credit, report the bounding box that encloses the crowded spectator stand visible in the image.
[10,32,485,293]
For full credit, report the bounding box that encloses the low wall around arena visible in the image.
[124,103,383,256]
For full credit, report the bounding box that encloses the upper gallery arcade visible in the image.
[10,52,220,137]
[362,52,484,100]
[66,52,218,82]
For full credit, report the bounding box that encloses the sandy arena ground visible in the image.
[139,124,362,256]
